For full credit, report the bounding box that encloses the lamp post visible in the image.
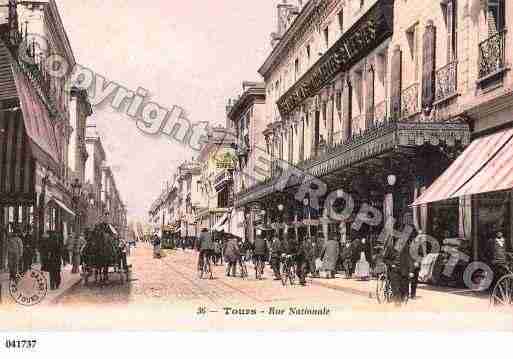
[303,198,311,238]
[277,203,284,238]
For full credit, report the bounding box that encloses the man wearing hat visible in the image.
[6,227,23,281]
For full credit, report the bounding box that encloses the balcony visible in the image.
[401,83,419,118]
[478,30,507,81]
[276,0,394,115]
[435,61,458,103]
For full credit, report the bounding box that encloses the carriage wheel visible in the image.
[490,274,513,307]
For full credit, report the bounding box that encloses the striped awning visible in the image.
[413,128,513,206]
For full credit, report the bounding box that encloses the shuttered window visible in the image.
[390,47,402,120]
[343,80,353,139]
[365,66,375,128]
[422,21,436,110]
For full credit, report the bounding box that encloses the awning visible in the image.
[413,128,513,206]
[48,197,75,217]
[12,62,60,168]
[453,132,513,197]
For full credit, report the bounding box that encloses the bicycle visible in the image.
[254,255,265,280]
[239,255,248,279]
[490,253,513,307]
[198,252,213,280]
[280,254,296,286]
[376,267,393,304]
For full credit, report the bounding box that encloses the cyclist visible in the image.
[253,232,269,279]
[224,235,240,277]
[285,231,307,286]
[270,236,282,280]
[197,228,214,272]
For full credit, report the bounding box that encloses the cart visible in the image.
[81,223,130,285]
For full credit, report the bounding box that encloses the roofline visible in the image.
[258,0,317,79]
[227,84,266,121]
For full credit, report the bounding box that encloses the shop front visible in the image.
[413,127,513,286]
[237,119,471,271]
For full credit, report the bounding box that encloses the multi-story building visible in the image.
[236,0,513,265]
[227,81,267,242]
[195,126,237,236]
[84,123,106,228]
[0,0,79,268]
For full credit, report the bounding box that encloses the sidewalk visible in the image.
[309,274,491,311]
[0,264,82,308]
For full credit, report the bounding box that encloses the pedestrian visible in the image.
[7,228,23,282]
[47,231,63,290]
[342,242,353,278]
[21,226,35,273]
[321,235,340,279]
[301,235,314,278]
[354,238,370,280]
[253,232,269,279]
[70,234,85,274]
[312,234,324,278]
[409,230,427,299]
[153,232,161,258]
[269,236,282,280]
[223,235,240,277]
[383,234,413,306]
[197,228,213,270]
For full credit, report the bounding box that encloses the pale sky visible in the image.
[55,0,278,222]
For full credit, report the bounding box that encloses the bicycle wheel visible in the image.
[281,263,288,286]
[490,274,513,307]
[240,262,248,279]
[376,274,387,304]
[288,264,296,285]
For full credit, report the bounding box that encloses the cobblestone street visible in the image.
[1,245,512,331]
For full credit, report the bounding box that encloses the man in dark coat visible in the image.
[269,236,282,280]
[21,227,35,273]
[288,232,307,286]
[197,228,213,271]
[383,236,413,305]
[302,236,315,278]
[223,236,240,277]
[46,231,63,290]
[253,233,268,279]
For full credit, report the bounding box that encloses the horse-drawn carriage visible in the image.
[81,223,130,285]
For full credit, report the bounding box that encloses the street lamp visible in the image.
[387,174,397,187]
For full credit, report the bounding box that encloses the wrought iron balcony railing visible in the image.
[351,115,363,136]
[479,30,507,80]
[372,99,388,127]
[401,83,419,118]
[435,61,458,102]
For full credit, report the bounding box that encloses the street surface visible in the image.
[1,244,512,331]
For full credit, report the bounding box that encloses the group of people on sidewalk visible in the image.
[2,224,87,290]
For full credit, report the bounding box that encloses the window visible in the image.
[360,0,365,9]
[294,58,300,81]
[323,27,329,50]
[338,10,344,32]
[488,0,506,35]
[444,0,458,61]
[306,44,311,62]
[406,24,419,82]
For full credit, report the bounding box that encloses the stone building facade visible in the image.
[235,0,513,267]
